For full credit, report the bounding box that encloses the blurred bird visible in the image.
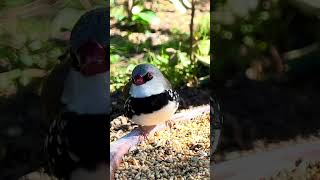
[123,64,180,136]
[210,96,223,159]
[41,8,109,180]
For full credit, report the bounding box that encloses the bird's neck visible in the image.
[61,69,109,114]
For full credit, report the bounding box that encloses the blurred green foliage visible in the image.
[0,0,105,96]
[110,1,160,32]
[213,0,279,79]
[110,1,210,92]
[212,0,320,81]
[0,0,212,95]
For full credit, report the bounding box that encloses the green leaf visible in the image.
[19,50,33,66]
[133,10,158,25]
[197,40,210,55]
[196,55,210,67]
[28,40,43,51]
[0,69,21,89]
[177,51,190,67]
[111,54,121,64]
[47,47,63,59]
[32,55,47,69]
[111,6,127,21]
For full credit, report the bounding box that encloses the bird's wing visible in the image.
[41,59,71,124]
[122,80,132,100]
[122,80,133,118]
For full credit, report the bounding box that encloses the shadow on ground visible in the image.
[0,90,48,180]
[214,75,320,160]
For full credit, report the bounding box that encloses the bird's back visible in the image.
[41,59,71,125]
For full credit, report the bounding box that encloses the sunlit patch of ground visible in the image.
[112,113,210,180]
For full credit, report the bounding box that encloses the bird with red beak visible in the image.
[123,64,180,136]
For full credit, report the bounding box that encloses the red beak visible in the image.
[133,75,144,85]
[78,41,109,76]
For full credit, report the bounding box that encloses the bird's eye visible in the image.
[144,72,153,81]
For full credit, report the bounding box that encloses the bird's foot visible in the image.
[165,120,175,129]
[139,125,156,141]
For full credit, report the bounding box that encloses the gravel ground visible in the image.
[265,137,320,180]
[272,161,320,180]
[211,136,320,179]
[216,134,320,162]
[112,113,210,180]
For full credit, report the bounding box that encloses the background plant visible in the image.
[212,0,320,81]
[0,0,106,97]
[110,0,210,92]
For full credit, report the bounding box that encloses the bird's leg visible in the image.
[165,120,175,129]
[139,125,156,141]
[164,120,175,145]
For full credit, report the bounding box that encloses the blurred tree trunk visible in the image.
[189,0,195,63]
[126,0,134,19]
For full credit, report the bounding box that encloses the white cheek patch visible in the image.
[129,78,166,98]
[131,101,178,126]
[61,69,110,114]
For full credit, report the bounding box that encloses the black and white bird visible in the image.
[41,8,109,180]
[123,64,180,134]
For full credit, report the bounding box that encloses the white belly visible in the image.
[131,101,178,126]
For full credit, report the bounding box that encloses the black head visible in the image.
[69,8,109,76]
[70,40,108,76]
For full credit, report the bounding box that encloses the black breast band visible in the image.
[124,90,179,118]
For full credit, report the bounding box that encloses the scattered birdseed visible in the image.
[113,113,210,179]
[213,135,320,179]
[110,116,137,142]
